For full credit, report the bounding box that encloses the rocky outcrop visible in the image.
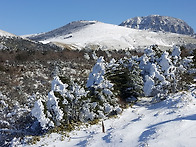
[119,15,194,35]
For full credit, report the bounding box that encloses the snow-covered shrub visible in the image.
[48,76,90,125]
[172,45,181,65]
[106,58,143,102]
[31,99,53,130]
[136,46,169,97]
[32,68,120,131]
[31,76,87,131]
[86,57,121,116]
[137,45,195,97]
[171,46,195,91]
[86,57,108,88]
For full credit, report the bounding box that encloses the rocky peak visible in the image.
[119,15,194,35]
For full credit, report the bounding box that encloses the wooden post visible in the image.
[102,121,105,133]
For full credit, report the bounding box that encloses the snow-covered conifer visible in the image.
[47,91,64,126]
[107,58,143,102]
[86,56,107,88]
[159,51,176,80]
[31,99,53,129]
[172,46,181,66]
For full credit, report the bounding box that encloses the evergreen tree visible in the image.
[106,59,143,103]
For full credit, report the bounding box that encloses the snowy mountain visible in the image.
[25,20,196,50]
[119,15,194,35]
[0,29,16,37]
[26,21,97,41]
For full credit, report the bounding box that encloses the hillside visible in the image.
[0,29,16,37]
[26,20,196,50]
[119,15,194,35]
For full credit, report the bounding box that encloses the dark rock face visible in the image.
[119,15,194,35]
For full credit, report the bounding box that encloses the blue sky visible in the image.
[1,0,196,35]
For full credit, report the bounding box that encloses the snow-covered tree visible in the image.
[31,99,54,130]
[86,57,121,117]
[172,45,181,66]
[86,57,108,88]
[106,58,143,102]
[137,45,194,97]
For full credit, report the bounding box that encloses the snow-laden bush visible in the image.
[86,57,122,116]
[106,58,143,102]
[31,76,88,130]
[136,46,170,97]
[137,45,194,97]
[31,70,120,131]
[31,45,195,131]
[86,56,143,110]
[31,99,53,129]
[46,76,90,125]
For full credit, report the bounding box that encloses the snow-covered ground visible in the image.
[25,21,196,50]
[18,88,196,147]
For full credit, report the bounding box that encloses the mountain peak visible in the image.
[119,15,194,35]
[28,20,98,41]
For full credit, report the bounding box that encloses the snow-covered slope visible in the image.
[120,15,194,35]
[0,29,16,37]
[20,88,196,147]
[26,21,196,50]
